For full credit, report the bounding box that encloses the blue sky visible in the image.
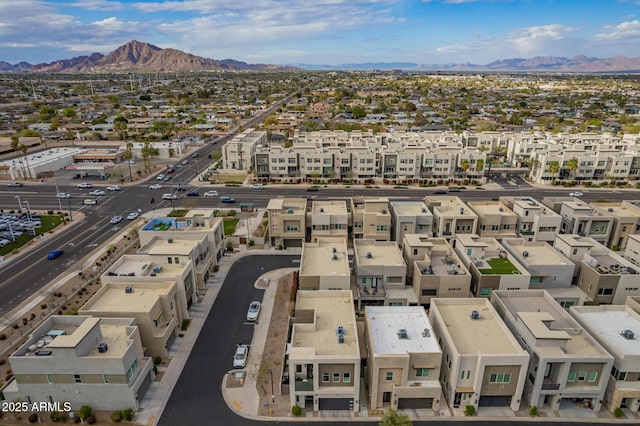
[1,0,640,65]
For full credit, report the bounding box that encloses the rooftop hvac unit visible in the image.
[499,207,504,212]
[523,251,529,257]
[168,237,173,243]
[287,208,294,214]
[320,208,324,213]
[422,208,427,213]
[332,247,337,253]
[460,208,464,214]
[608,208,614,212]
[366,252,373,258]
[382,209,387,214]
[338,334,345,344]
[471,310,480,320]
[337,325,345,335]
[153,265,163,273]
[621,329,635,340]
[97,342,108,353]
[125,286,133,294]
[332,253,338,260]
[398,328,409,339]
[422,328,431,337]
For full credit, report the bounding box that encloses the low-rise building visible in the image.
[299,238,350,290]
[365,306,442,411]
[222,128,266,171]
[308,200,348,242]
[559,200,614,246]
[499,196,562,243]
[467,201,518,240]
[1,316,154,411]
[501,239,575,290]
[454,234,530,298]
[267,198,307,248]
[491,290,613,412]
[424,196,478,243]
[570,297,640,413]
[624,234,640,267]
[390,201,433,246]
[553,234,601,283]
[590,201,640,249]
[287,290,361,412]
[429,298,529,411]
[351,196,391,241]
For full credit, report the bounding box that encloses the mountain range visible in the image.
[2,41,640,73]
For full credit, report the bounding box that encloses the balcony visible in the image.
[520,230,535,236]
[541,382,561,391]
[295,379,314,392]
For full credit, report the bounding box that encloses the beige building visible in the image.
[590,201,640,249]
[501,239,575,289]
[287,290,361,412]
[308,200,348,242]
[571,297,640,413]
[221,128,266,171]
[299,238,350,290]
[553,234,601,282]
[402,235,470,306]
[351,196,391,241]
[424,196,478,243]
[559,200,614,246]
[267,198,307,248]
[365,306,442,411]
[454,234,530,298]
[390,201,433,246]
[429,298,529,411]
[499,196,562,243]
[353,239,411,308]
[625,234,640,268]
[1,316,154,411]
[79,282,182,358]
[467,201,518,240]
[491,290,613,412]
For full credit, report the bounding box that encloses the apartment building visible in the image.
[255,145,300,178]
[424,196,478,243]
[1,316,154,410]
[353,239,410,308]
[351,196,391,241]
[553,234,602,284]
[466,201,518,240]
[429,298,529,411]
[590,201,640,249]
[571,297,640,412]
[501,239,575,289]
[491,290,613,412]
[559,200,614,246]
[267,198,307,248]
[625,234,640,267]
[221,128,266,171]
[390,201,433,246]
[299,238,350,290]
[454,234,530,298]
[499,196,562,243]
[365,306,442,411]
[287,290,361,412]
[79,282,182,358]
[308,200,348,242]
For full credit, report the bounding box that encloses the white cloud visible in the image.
[62,0,125,11]
[595,20,640,40]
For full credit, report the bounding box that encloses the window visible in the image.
[386,372,393,381]
[577,371,587,381]
[466,371,471,380]
[296,365,302,374]
[413,249,418,256]
[74,374,81,384]
[489,373,511,383]
[422,289,437,296]
[597,288,614,296]
[480,288,491,296]
[174,257,179,264]
[343,372,351,383]
[333,373,340,382]
[167,257,172,264]
[588,372,598,382]
[126,359,139,381]
[322,373,329,382]
[416,368,430,377]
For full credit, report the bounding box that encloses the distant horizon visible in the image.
[1,1,639,65]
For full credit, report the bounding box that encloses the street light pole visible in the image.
[67,198,73,221]
[14,195,23,213]
[55,182,62,212]
[270,368,275,403]
[24,200,33,234]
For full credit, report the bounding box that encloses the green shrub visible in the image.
[86,414,96,424]
[291,405,302,416]
[110,411,122,422]
[181,318,191,331]
[28,413,39,423]
[50,411,67,422]
[79,405,92,420]
[122,408,133,421]
[153,355,162,365]
[248,240,255,246]
[227,210,237,216]
[614,407,624,418]
[464,405,476,416]
[529,406,538,417]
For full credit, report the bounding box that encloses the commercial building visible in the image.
[308,200,348,242]
[299,238,350,290]
[1,316,154,411]
[390,201,433,246]
[466,201,518,240]
[0,146,83,180]
[424,196,478,243]
[287,290,361,412]
[491,290,613,412]
[350,196,391,241]
[267,198,307,248]
[429,298,529,411]
[364,306,442,411]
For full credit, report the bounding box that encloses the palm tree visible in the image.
[567,157,578,180]
[123,142,134,181]
[10,136,25,179]
[546,160,560,176]
[19,144,31,180]
[113,115,128,141]
[459,159,470,178]
[475,159,485,172]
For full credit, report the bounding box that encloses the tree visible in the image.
[10,136,26,179]
[19,144,31,179]
[475,159,484,172]
[141,142,159,174]
[567,157,578,180]
[123,142,134,181]
[379,408,411,426]
[459,159,470,177]
[113,115,128,141]
[546,160,560,176]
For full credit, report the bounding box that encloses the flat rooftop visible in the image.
[591,202,640,218]
[554,234,598,247]
[433,300,522,354]
[589,253,638,274]
[504,240,572,266]
[107,255,185,278]
[312,200,348,215]
[266,198,307,212]
[81,282,173,313]
[367,306,440,356]
[425,196,476,217]
[467,201,517,217]
[139,237,198,256]
[391,201,432,217]
[564,201,610,217]
[300,239,349,277]
[292,291,358,357]
[0,147,83,168]
[572,305,640,355]
[354,240,405,267]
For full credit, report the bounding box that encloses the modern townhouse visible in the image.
[491,290,613,412]
[267,197,307,248]
[254,145,300,179]
[454,234,530,298]
[402,235,471,306]
[79,282,182,358]
[364,306,442,411]
[287,290,361,412]
[221,128,266,171]
[590,201,640,250]
[570,297,640,413]
[625,234,640,267]
[390,201,433,247]
[308,200,348,242]
[455,149,487,181]
[559,200,614,246]
[353,239,410,308]
[466,201,518,240]
[351,196,391,241]
[499,196,562,243]
[429,298,529,411]
[424,196,478,243]
[1,316,154,410]
[299,238,350,291]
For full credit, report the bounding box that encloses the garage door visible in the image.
[478,395,511,407]
[318,398,353,410]
[398,398,433,410]
[284,239,303,248]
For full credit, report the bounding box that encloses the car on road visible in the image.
[110,215,123,224]
[249,183,263,190]
[149,184,163,190]
[47,249,64,260]
[233,345,249,369]
[78,183,93,188]
[204,190,219,197]
[157,174,166,181]
[56,192,71,199]
[126,212,140,220]
[83,199,97,205]
[163,176,172,181]
[162,193,177,200]
[176,186,188,192]
[166,168,175,174]
[434,189,448,194]
[181,159,189,165]
[247,301,261,322]
[569,191,584,197]
[448,188,461,192]
[191,152,199,158]
[306,186,319,192]
[89,190,106,196]
[107,185,121,191]
[187,190,199,196]
[220,197,235,203]
[8,182,23,187]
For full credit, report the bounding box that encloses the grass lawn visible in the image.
[223,218,239,236]
[479,257,521,275]
[167,209,188,217]
[0,214,64,256]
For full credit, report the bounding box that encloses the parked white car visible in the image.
[250,184,264,190]
[233,345,249,369]
[246,301,261,321]
[569,191,583,197]
[126,212,140,220]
